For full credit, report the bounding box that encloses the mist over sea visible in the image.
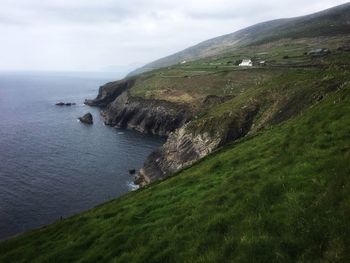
[0,71,164,240]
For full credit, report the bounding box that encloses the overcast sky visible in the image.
[0,0,348,73]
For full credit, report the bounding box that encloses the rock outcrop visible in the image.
[136,103,260,186]
[56,102,76,106]
[85,78,135,107]
[102,91,193,136]
[79,113,93,124]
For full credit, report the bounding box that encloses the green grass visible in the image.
[1,83,349,262]
[185,65,348,139]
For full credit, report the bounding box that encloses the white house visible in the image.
[239,59,253,67]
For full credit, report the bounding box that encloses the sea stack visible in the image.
[79,113,93,125]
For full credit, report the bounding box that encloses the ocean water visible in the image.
[0,72,164,240]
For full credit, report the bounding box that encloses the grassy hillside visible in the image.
[1,83,349,262]
[129,36,350,103]
[130,3,350,75]
[126,39,350,143]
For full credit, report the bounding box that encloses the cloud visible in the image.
[0,0,347,72]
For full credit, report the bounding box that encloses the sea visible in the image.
[0,71,164,240]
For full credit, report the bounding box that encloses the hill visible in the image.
[129,2,350,76]
[1,80,349,263]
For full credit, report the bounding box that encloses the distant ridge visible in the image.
[129,3,350,76]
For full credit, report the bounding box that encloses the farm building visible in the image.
[307,48,331,56]
[239,59,253,67]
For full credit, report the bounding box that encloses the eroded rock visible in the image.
[102,91,193,136]
[79,113,93,125]
[136,103,260,186]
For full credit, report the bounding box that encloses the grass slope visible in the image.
[0,84,349,262]
[129,40,350,105]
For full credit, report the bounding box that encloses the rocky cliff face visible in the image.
[136,103,260,186]
[86,77,261,186]
[85,76,192,136]
[102,91,192,136]
[85,78,135,107]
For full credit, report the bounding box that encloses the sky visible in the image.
[0,0,348,73]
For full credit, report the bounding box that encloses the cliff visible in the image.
[85,60,347,187]
[136,103,260,185]
[84,78,135,107]
[85,76,194,136]
[102,91,192,136]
